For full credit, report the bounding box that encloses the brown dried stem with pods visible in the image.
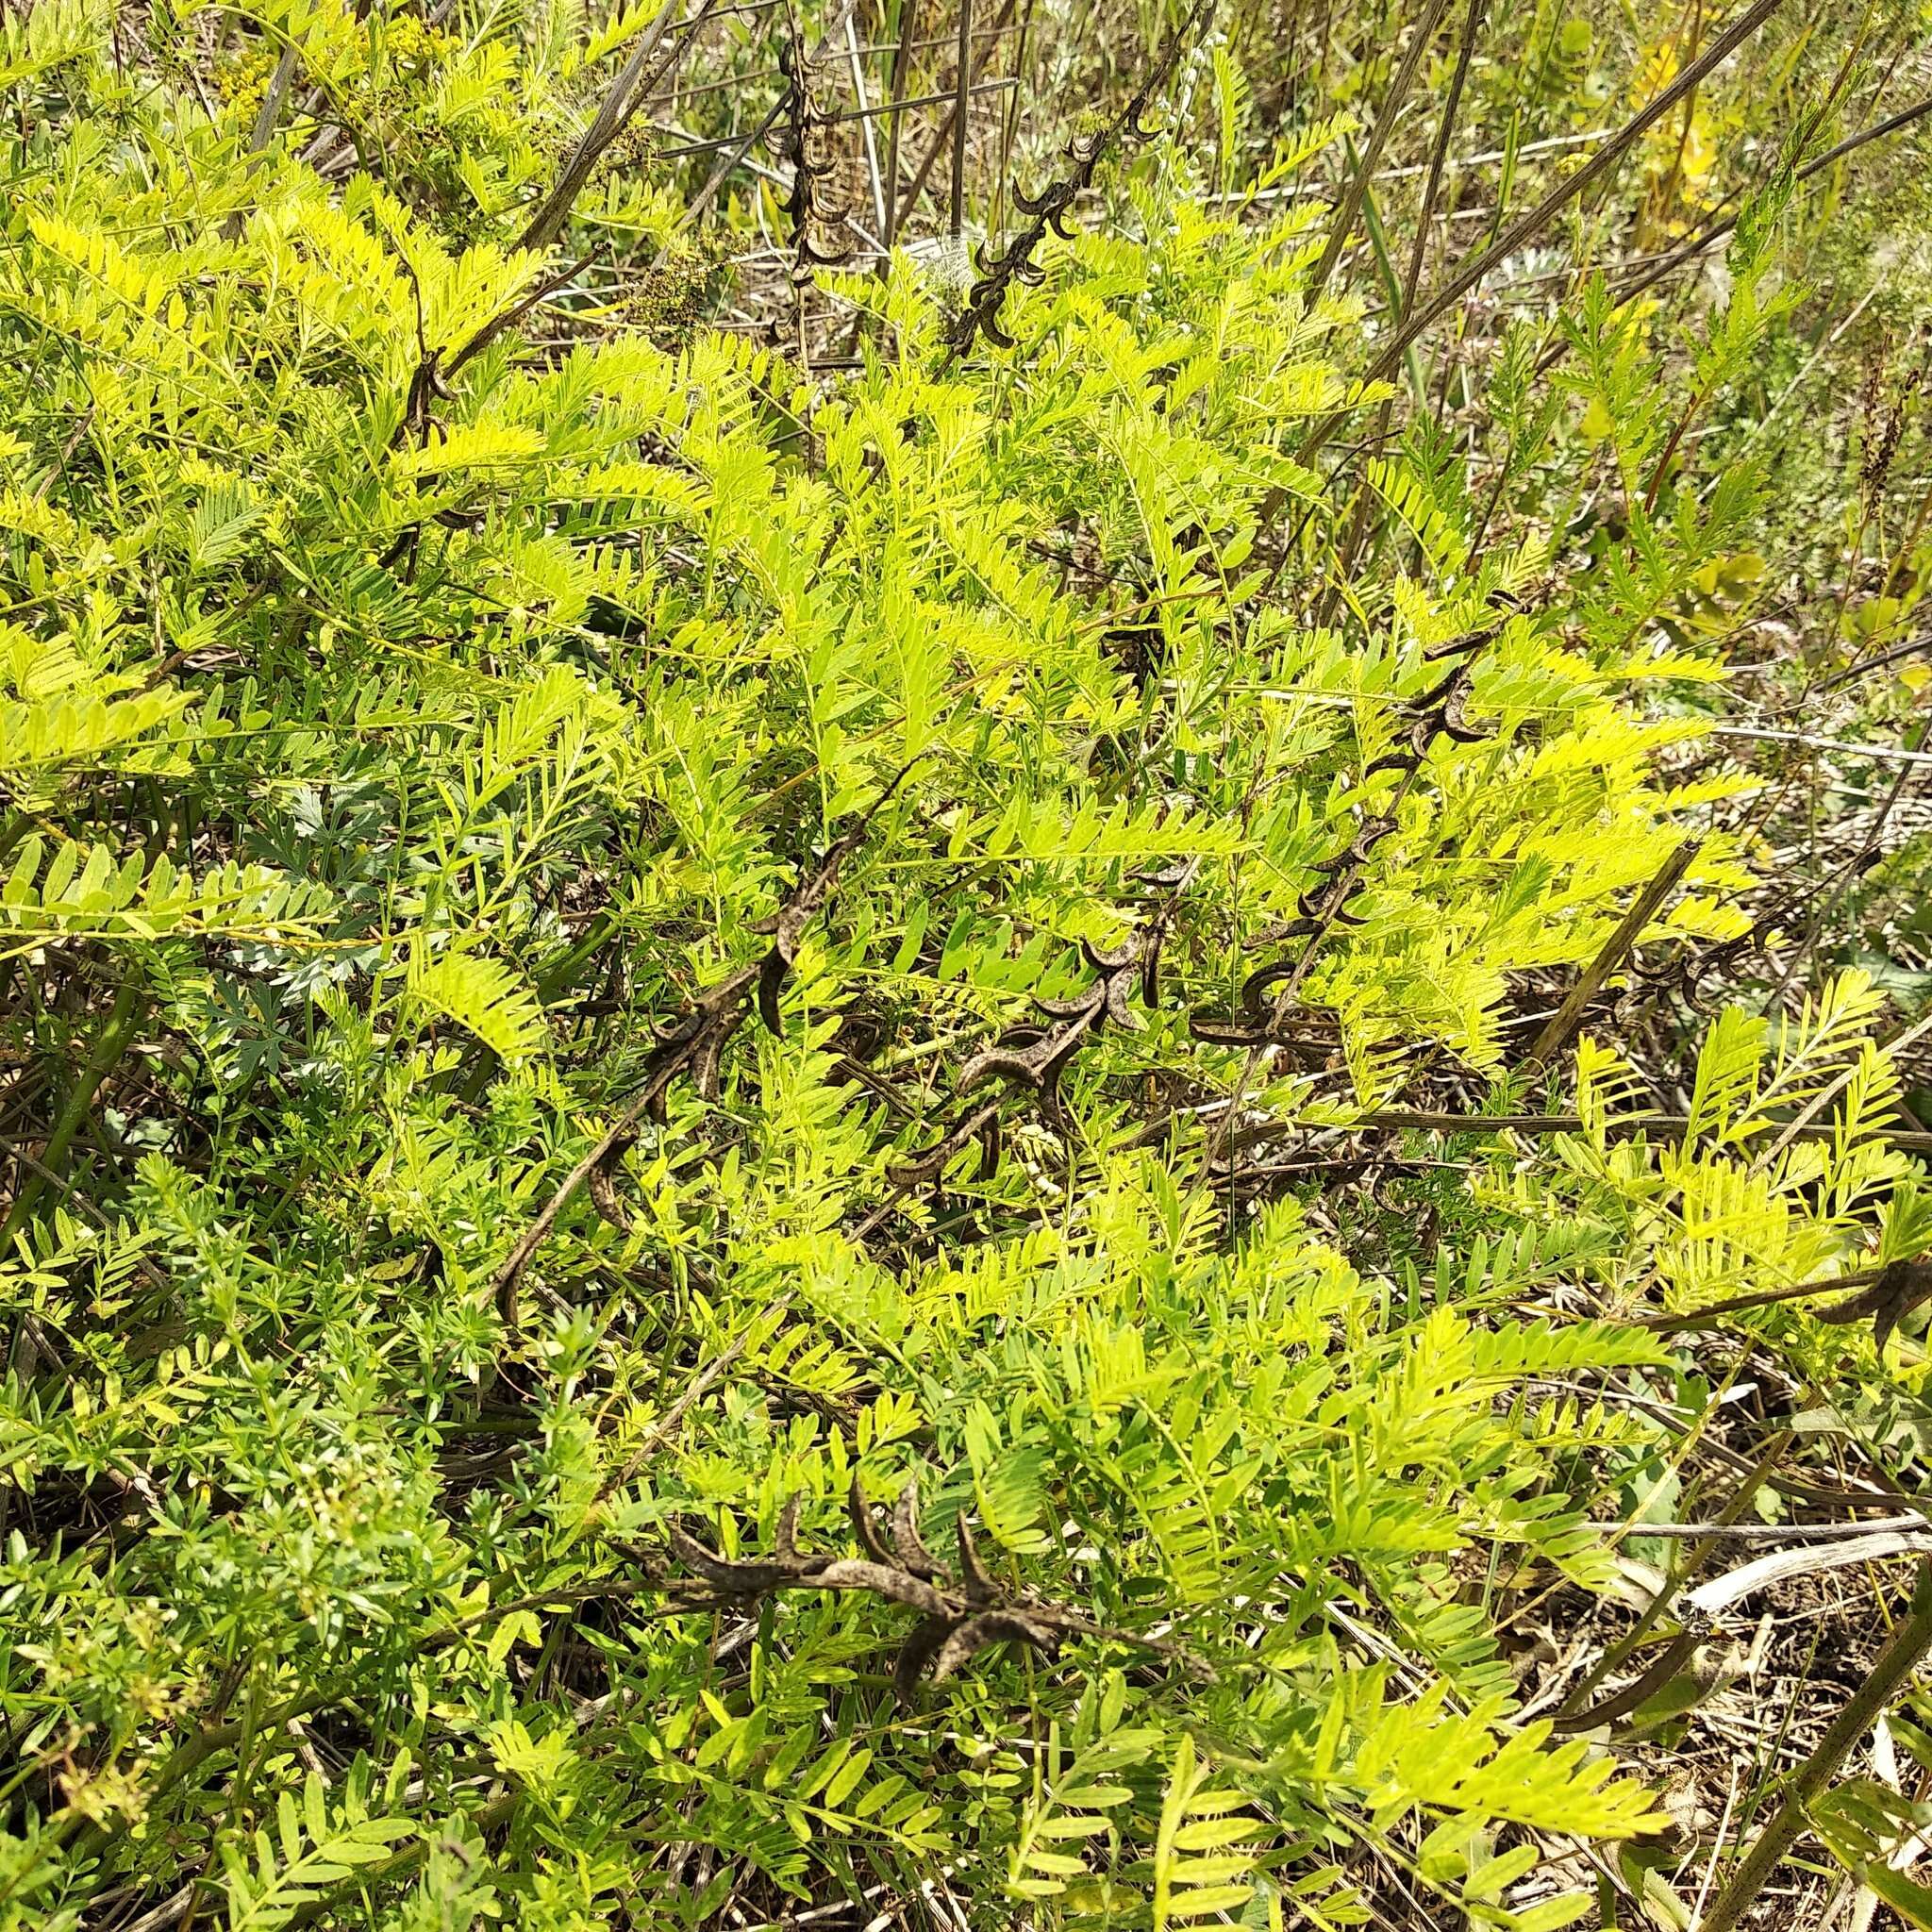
[891,930,1151,1182]
[1192,621,1501,1051]
[666,1474,1083,1702]
[941,0,1216,359]
[778,22,850,271]
[516,0,721,253]
[494,766,918,1325]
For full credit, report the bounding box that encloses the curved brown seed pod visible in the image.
[1814,1258,1932,1352]
[1245,916,1318,948]
[663,1579,731,1612]
[1424,618,1504,659]
[930,1609,1062,1684]
[588,1150,635,1233]
[1083,938,1141,973]
[1439,679,1489,743]
[1101,970,1144,1032]
[975,1108,1002,1176]
[892,1614,955,1703]
[1241,959,1301,1017]
[996,1019,1055,1044]
[801,1559,956,1617]
[955,1514,1000,1604]
[1032,991,1099,1019]
[773,1492,804,1561]
[1032,1037,1091,1117]
[958,1041,1053,1094]
[1408,661,1467,709]
[891,1477,947,1582]
[1351,816,1397,860]
[666,1525,807,1595]
[757,950,789,1037]
[889,1100,1001,1183]
[849,1473,896,1569]
[1189,1018,1266,1046]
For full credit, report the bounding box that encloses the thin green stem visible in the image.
[2,971,143,1242]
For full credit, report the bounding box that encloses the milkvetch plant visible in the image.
[2,4,1928,1929]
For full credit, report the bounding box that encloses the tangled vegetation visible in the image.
[3,0,1931,1925]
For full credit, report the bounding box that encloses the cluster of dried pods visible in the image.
[583,766,921,1240]
[1192,622,1501,1051]
[582,617,1520,1220]
[943,0,1216,358]
[572,613,1552,1236]
[663,1475,1079,1701]
[778,28,849,271]
[874,623,1512,1192]
[889,933,1153,1182]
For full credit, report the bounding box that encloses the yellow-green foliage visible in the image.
[0,6,1925,1931]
